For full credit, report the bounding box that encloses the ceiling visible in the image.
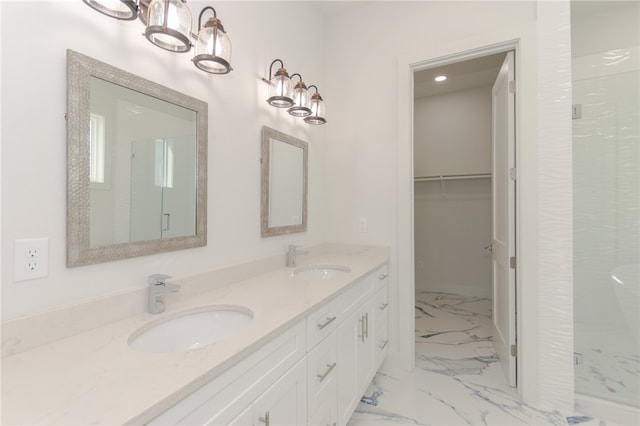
[414,52,507,98]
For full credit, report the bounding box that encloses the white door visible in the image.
[491,51,517,387]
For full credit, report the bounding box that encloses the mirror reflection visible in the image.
[67,50,207,266]
[88,77,197,247]
[261,126,308,237]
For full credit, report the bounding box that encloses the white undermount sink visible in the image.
[293,264,351,279]
[128,305,253,353]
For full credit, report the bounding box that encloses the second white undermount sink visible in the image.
[293,264,351,279]
[128,305,253,353]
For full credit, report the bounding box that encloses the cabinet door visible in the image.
[308,396,337,426]
[307,333,337,418]
[252,358,307,426]
[226,405,253,426]
[336,309,361,426]
[356,301,375,394]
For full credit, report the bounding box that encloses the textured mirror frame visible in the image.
[261,126,308,237]
[66,49,207,266]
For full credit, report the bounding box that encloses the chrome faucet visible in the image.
[148,274,181,314]
[286,244,308,268]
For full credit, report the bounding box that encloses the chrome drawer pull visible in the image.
[379,339,389,350]
[258,411,270,426]
[379,302,389,311]
[364,312,369,339]
[378,273,388,280]
[317,316,337,330]
[317,362,337,382]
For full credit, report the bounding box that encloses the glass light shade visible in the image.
[288,82,311,117]
[304,94,327,125]
[267,69,293,108]
[83,0,138,20]
[193,19,232,74]
[144,0,192,53]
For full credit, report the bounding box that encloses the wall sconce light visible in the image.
[82,0,233,74]
[262,60,327,125]
[82,0,139,20]
[144,0,192,52]
[193,7,232,74]
[264,59,294,108]
[288,74,311,117]
[304,85,327,125]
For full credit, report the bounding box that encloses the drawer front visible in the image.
[149,321,306,425]
[373,265,389,292]
[338,274,374,318]
[307,333,338,417]
[306,297,341,351]
[373,286,389,370]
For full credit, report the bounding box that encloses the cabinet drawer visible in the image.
[373,265,389,292]
[307,333,337,418]
[373,286,389,370]
[149,320,306,425]
[306,296,341,350]
[338,274,374,318]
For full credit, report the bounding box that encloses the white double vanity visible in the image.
[2,245,389,425]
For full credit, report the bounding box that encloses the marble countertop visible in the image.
[1,246,389,425]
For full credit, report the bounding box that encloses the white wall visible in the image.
[414,86,492,177]
[413,86,493,298]
[414,179,492,298]
[324,0,574,412]
[0,1,327,320]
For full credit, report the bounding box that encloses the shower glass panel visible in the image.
[572,2,639,409]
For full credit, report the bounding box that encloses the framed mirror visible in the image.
[66,50,207,266]
[261,126,308,237]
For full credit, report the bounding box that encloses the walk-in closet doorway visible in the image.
[412,50,518,387]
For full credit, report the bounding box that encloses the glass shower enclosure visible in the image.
[572,0,639,412]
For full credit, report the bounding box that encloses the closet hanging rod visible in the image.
[414,173,492,182]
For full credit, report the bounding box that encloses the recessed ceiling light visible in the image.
[434,75,447,82]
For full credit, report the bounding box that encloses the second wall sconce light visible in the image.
[262,59,327,125]
[82,0,232,74]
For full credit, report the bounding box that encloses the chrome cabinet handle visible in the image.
[379,302,389,311]
[379,339,389,350]
[258,411,270,426]
[378,273,388,280]
[317,362,337,382]
[317,316,337,330]
[364,312,369,339]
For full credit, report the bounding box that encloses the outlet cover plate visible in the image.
[14,238,49,281]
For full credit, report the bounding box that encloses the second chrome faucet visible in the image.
[148,274,181,314]
[286,244,308,268]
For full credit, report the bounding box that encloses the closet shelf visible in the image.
[414,173,491,182]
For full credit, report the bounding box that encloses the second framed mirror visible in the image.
[261,126,308,237]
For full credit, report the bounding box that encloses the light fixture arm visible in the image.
[197,6,217,31]
[307,84,319,94]
[290,73,303,84]
[268,59,285,80]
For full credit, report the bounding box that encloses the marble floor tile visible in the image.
[347,291,623,426]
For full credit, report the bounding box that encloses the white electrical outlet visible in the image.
[14,238,49,281]
[358,217,368,233]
